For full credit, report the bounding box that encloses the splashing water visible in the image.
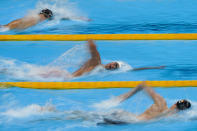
[85,61,133,78]
[33,0,88,25]
[0,58,71,81]
[64,109,139,124]
[0,44,135,82]
[92,96,122,110]
[49,44,90,73]
[0,44,91,81]
[92,97,197,123]
[0,26,9,32]
[1,98,197,125]
[117,61,133,72]
[1,103,56,118]
[176,101,197,121]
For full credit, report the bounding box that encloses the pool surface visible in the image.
[1,0,197,34]
[1,0,197,131]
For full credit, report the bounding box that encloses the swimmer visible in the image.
[71,40,165,77]
[2,9,53,30]
[0,40,165,79]
[40,40,165,78]
[100,82,191,124]
[1,8,91,30]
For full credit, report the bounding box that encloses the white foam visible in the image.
[1,103,56,118]
[64,109,139,124]
[86,61,133,77]
[117,61,133,72]
[178,101,197,121]
[49,44,90,72]
[0,26,9,32]
[0,58,72,81]
[93,99,197,123]
[34,0,89,24]
[0,44,92,81]
[92,96,122,109]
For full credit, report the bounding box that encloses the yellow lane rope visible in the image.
[1,33,197,41]
[0,80,197,89]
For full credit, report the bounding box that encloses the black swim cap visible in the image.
[176,99,191,110]
[40,9,53,19]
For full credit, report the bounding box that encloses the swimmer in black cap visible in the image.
[100,82,191,124]
[39,9,53,19]
[1,8,91,31]
[2,8,53,30]
[176,99,191,110]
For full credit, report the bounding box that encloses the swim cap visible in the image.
[176,99,191,110]
[40,9,53,19]
[117,61,133,71]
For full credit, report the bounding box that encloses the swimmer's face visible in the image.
[39,9,53,19]
[175,99,191,110]
[105,62,119,70]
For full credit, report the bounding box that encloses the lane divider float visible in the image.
[0,80,197,89]
[1,33,197,41]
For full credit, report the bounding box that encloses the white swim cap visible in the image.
[116,61,133,71]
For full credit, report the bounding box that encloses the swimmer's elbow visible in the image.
[155,96,167,108]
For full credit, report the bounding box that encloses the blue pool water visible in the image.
[1,40,197,131]
[1,0,197,34]
[1,0,197,131]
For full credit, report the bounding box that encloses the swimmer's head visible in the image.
[105,62,119,70]
[176,99,191,110]
[39,9,53,19]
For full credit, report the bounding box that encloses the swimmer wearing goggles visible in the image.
[176,99,191,110]
[72,40,165,77]
[39,9,53,19]
[15,39,165,78]
[2,8,53,30]
[1,8,91,31]
[36,39,165,78]
[98,82,191,125]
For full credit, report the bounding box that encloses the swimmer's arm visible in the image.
[4,19,22,30]
[72,40,101,77]
[114,82,144,103]
[143,84,166,106]
[137,83,168,120]
[72,60,93,77]
[132,66,165,71]
[88,39,101,61]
